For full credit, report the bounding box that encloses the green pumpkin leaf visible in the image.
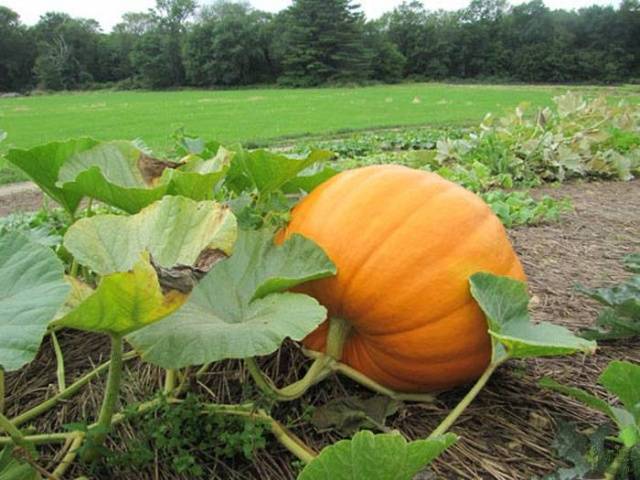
[282,164,339,194]
[0,231,70,371]
[64,196,237,275]
[162,147,233,200]
[5,138,98,213]
[57,141,230,213]
[52,253,186,335]
[0,446,41,480]
[469,273,596,362]
[225,148,334,197]
[127,229,336,368]
[297,430,456,480]
[599,361,640,422]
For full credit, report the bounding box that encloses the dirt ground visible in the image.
[0,181,43,216]
[2,178,640,479]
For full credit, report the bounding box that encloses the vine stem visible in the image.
[0,368,4,415]
[11,351,137,427]
[245,356,332,401]
[80,333,124,462]
[69,259,79,278]
[306,351,435,402]
[51,332,66,391]
[163,369,177,396]
[604,446,629,480]
[52,432,85,479]
[96,334,124,432]
[429,357,506,438]
[0,410,29,450]
[0,432,73,445]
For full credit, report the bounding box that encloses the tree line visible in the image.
[1,0,639,92]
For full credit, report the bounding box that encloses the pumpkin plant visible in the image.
[577,253,640,341]
[541,360,640,480]
[0,135,598,479]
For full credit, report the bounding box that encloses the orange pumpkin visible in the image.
[277,164,526,392]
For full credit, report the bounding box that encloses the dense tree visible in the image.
[363,21,406,82]
[1,0,639,92]
[31,12,103,89]
[0,7,35,91]
[278,0,371,86]
[185,2,273,86]
[129,0,196,88]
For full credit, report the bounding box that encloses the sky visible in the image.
[2,0,622,32]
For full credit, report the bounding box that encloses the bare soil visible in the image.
[0,182,43,216]
[3,179,640,479]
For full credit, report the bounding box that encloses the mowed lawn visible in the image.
[1,83,638,185]
[4,83,637,153]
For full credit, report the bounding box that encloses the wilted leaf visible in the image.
[0,231,69,371]
[57,141,230,213]
[127,229,336,368]
[469,273,596,362]
[555,92,587,118]
[52,253,185,335]
[5,138,98,213]
[312,396,402,436]
[64,196,237,275]
[297,430,456,480]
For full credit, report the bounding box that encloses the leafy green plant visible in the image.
[541,361,640,480]
[103,395,268,478]
[298,430,457,480]
[543,420,616,480]
[481,191,572,228]
[577,253,640,340]
[0,209,67,249]
[434,93,640,184]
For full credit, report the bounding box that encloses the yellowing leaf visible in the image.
[52,254,186,335]
[64,196,237,276]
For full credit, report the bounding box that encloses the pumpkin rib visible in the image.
[338,183,469,314]
[358,295,479,339]
[295,167,390,238]
[341,210,499,335]
[359,339,490,390]
[328,173,452,313]
[348,336,419,391]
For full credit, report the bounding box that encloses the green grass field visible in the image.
[1,83,638,185]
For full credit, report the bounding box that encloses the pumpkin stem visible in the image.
[302,348,435,403]
[428,357,506,438]
[325,317,351,360]
[245,356,332,401]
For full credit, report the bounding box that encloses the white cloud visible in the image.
[3,0,623,31]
